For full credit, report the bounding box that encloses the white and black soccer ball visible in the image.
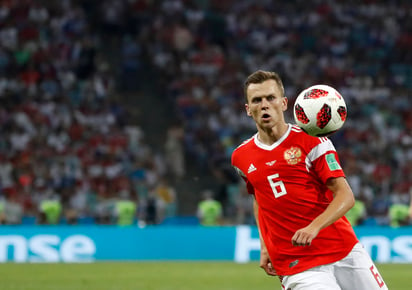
[293,84,347,137]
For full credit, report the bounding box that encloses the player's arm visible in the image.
[291,176,355,246]
[253,197,277,276]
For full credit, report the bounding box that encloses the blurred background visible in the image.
[0,0,411,229]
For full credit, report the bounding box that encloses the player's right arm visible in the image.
[291,176,355,246]
[253,197,277,276]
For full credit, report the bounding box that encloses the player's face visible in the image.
[245,79,287,129]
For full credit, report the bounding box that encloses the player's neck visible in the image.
[257,123,289,145]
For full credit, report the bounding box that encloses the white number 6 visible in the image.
[267,173,287,198]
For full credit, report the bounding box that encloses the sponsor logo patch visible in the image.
[326,153,341,171]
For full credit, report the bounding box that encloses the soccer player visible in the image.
[231,70,388,290]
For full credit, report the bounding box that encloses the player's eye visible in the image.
[267,95,275,101]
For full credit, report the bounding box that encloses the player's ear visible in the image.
[245,104,251,116]
[282,97,288,112]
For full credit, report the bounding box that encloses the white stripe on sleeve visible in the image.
[305,138,336,171]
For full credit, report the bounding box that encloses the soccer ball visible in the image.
[293,84,347,137]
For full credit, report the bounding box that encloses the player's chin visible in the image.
[258,120,274,129]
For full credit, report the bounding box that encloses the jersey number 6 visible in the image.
[267,173,287,198]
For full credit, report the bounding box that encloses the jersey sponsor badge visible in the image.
[284,147,302,165]
[325,153,341,171]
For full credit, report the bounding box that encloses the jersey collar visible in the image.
[254,124,292,151]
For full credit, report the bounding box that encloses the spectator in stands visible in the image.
[38,198,62,225]
[388,190,412,227]
[235,184,255,225]
[114,194,137,226]
[0,190,23,224]
[197,189,223,226]
[144,189,158,225]
[154,177,177,223]
[164,124,186,179]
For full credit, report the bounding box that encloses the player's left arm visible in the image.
[291,176,355,246]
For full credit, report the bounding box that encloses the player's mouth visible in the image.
[261,113,271,121]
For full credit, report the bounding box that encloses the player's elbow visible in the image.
[346,193,356,210]
[338,188,356,213]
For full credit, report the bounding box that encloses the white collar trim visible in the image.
[253,124,292,151]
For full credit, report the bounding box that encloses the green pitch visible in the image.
[0,262,409,290]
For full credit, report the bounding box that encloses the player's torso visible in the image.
[233,126,330,223]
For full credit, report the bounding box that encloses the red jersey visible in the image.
[231,124,358,275]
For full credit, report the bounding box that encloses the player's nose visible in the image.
[261,97,270,108]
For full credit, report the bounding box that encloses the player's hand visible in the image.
[291,225,320,246]
[260,249,277,276]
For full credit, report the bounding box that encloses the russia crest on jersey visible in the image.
[284,146,302,165]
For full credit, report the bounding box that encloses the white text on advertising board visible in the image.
[234,226,412,263]
[0,234,96,262]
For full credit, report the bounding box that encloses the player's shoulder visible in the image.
[290,124,332,146]
[233,135,255,152]
[290,124,304,134]
[231,135,255,163]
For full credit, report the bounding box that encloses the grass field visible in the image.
[0,262,409,290]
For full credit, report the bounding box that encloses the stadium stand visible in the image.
[0,0,411,226]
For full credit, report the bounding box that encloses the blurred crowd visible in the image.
[0,0,179,226]
[0,0,411,227]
